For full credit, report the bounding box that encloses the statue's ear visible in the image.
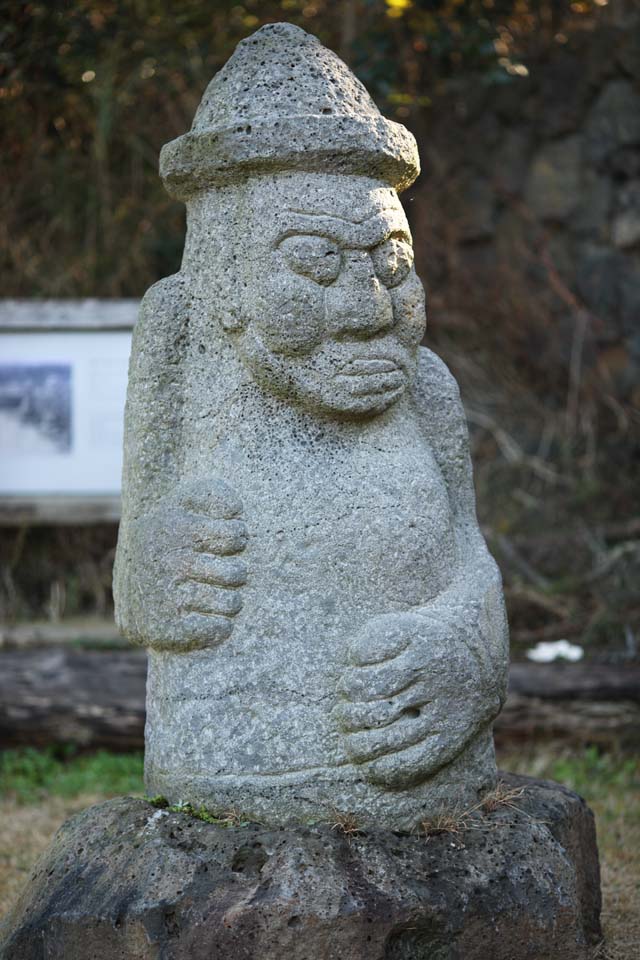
[218,303,245,333]
[212,276,247,333]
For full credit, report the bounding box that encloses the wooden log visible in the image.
[495,663,640,747]
[0,650,638,751]
[0,648,146,751]
[494,695,640,747]
[507,662,640,702]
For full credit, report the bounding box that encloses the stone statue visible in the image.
[113,22,509,829]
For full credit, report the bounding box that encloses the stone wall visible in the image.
[413,14,640,406]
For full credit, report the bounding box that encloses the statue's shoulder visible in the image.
[130,274,191,373]
[414,346,464,419]
[137,272,190,328]
[124,274,193,400]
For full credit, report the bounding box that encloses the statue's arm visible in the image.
[333,347,509,787]
[113,276,247,652]
[119,274,189,515]
[410,346,509,685]
[413,346,479,529]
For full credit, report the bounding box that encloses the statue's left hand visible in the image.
[332,612,497,789]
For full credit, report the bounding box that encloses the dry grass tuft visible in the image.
[330,810,361,840]
[421,781,527,840]
[216,807,244,828]
[479,780,526,814]
[420,809,471,838]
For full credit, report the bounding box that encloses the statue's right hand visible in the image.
[116,477,248,652]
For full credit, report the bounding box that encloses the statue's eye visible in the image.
[278,235,341,286]
[370,236,414,288]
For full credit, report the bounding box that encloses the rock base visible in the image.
[0,774,602,960]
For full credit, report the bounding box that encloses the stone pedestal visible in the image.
[0,774,601,960]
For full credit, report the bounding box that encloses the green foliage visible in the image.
[0,747,144,803]
[148,794,169,808]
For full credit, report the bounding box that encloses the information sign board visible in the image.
[0,300,138,523]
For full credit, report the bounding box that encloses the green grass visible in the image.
[0,747,144,803]
[500,745,639,811]
[548,747,639,800]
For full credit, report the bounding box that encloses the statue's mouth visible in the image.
[336,358,401,377]
[334,357,406,397]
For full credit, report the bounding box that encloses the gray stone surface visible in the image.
[613,180,640,249]
[0,774,602,960]
[585,79,640,167]
[113,22,509,829]
[524,135,582,222]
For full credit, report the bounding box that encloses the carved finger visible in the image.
[178,477,243,520]
[185,555,248,588]
[179,611,234,647]
[348,617,412,667]
[192,519,249,556]
[365,733,450,789]
[342,708,438,765]
[333,682,432,733]
[178,581,243,617]
[338,653,420,702]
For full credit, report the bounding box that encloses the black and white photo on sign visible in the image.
[0,363,72,455]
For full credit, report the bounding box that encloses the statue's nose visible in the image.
[325,251,394,339]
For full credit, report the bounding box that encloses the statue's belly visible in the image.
[147,439,457,780]
[243,468,456,634]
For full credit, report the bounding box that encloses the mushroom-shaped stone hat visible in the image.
[160,22,420,200]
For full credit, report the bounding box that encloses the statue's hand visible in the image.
[117,478,248,652]
[332,612,497,789]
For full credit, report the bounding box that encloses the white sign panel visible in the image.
[0,301,138,520]
[0,330,132,495]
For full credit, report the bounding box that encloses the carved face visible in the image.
[231,173,426,417]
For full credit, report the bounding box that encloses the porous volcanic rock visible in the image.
[0,774,602,960]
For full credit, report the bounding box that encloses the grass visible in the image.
[0,747,143,803]
[0,744,637,958]
[420,781,528,838]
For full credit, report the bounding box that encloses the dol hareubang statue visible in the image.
[113,23,509,828]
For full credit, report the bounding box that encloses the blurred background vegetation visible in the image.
[1,0,639,662]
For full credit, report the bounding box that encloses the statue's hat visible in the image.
[160,23,420,199]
